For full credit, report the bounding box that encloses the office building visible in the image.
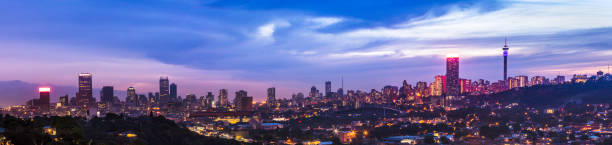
[170,83,177,100]
[77,73,93,107]
[234,90,248,109]
[446,54,460,97]
[39,87,50,113]
[101,86,114,103]
[159,76,169,105]
[325,81,332,98]
[218,89,228,107]
[267,87,275,107]
[126,87,137,105]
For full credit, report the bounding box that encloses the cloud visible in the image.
[342,0,612,39]
[1,0,611,105]
[0,42,306,101]
[254,20,291,43]
[307,17,343,28]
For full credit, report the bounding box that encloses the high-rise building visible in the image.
[59,95,69,106]
[339,77,344,98]
[507,77,519,89]
[325,81,332,98]
[101,86,114,103]
[382,85,399,101]
[553,75,566,84]
[515,76,529,88]
[126,87,137,105]
[503,38,509,80]
[170,83,177,100]
[446,54,460,97]
[39,87,51,113]
[239,96,253,111]
[218,89,228,107]
[184,94,197,108]
[138,95,148,106]
[530,76,548,86]
[399,80,411,97]
[310,86,318,98]
[460,79,472,94]
[205,92,215,108]
[77,73,93,107]
[234,90,248,109]
[432,75,446,96]
[571,74,588,83]
[267,87,275,107]
[415,81,429,97]
[159,76,169,105]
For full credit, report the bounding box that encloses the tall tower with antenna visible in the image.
[503,37,509,81]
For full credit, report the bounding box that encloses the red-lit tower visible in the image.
[39,87,51,113]
[445,54,460,97]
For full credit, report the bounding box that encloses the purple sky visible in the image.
[1,0,612,107]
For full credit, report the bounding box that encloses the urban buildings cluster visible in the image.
[1,40,611,144]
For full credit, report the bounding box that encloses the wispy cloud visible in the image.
[0,0,611,102]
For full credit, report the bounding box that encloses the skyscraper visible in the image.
[237,96,253,111]
[59,95,69,106]
[234,90,248,109]
[446,54,460,97]
[460,79,472,94]
[101,86,114,103]
[205,92,215,108]
[170,83,177,100]
[310,86,318,98]
[415,81,429,97]
[503,38,509,80]
[159,76,169,105]
[218,89,228,107]
[267,87,275,107]
[77,73,93,107]
[516,76,529,88]
[126,87,137,105]
[39,87,50,113]
[553,75,566,84]
[432,75,446,96]
[325,81,332,98]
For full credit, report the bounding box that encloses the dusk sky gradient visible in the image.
[1,0,612,107]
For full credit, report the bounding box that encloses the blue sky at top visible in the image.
[0,0,611,104]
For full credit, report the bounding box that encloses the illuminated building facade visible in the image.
[234,90,247,109]
[325,81,332,98]
[159,76,169,105]
[460,79,472,94]
[77,73,93,108]
[126,87,137,105]
[431,75,446,96]
[553,75,566,84]
[39,87,51,113]
[530,76,548,86]
[446,55,460,97]
[218,89,229,107]
[267,87,275,107]
[516,75,529,88]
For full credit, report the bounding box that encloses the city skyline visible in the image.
[2,0,612,106]
[1,1,611,144]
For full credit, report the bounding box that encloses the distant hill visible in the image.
[489,80,612,108]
